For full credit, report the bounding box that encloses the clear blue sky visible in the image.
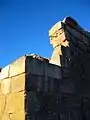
[0,0,90,67]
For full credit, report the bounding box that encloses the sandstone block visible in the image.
[82,34,89,45]
[44,62,62,79]
[62,67,70,78]
[59,83,75,94]
[26,74,45,92]
[11,91,25,113]
[78,40,87,51]
[1,78,11,94]
[26,56,43,75]
[1,92,25,115]
[3,91,25,115]
[66,25,82,40]
[0,65,10,80]
[10,73,25,93]
[9,56,26,77]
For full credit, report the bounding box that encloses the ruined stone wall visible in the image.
[0,55,63,120]
[0,17,90,120]
[1,54,90,120]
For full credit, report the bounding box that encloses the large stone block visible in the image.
[66,24,82,41]
[59,82,76,94]
[78,40,87,51]
[44,62,62,79]
[3,91,25,115]
[26,73,49,92]
[0,91,25,117]
[9,56,26,77]
[0,78,11,95]
[0,65,10,80]
[10,73,25,93]
[10,91,25,113]
[26,56,62,79]
[26,56,43,75]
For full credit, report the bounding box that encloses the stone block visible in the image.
[26,56,43,75]
[65,30,70,40]
[44,62,62,79]
[66,25,82,40]
[11,91,25,113]
[25,91,39,120]
[61,95,81,109]
[26,73,61,93]
[58,31,66,43]
[10,111,25,120]
[49,46,61,66]
[5,94,14,114]
[0,94,6,117]
[70,34,78,45]
[62,67,70,78]
[78,40,87,51]
[82,34,89,45]
[26,73,45,92]
[0,65,10,80]
[10,73,25,93]
[59,82,75,94]
[1,92,25,116]
[5,91,25,114]
[1,78,11,95]
[9,56,26,77]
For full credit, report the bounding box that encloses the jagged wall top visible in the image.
[49,16,90,38]
[48,16,90,66]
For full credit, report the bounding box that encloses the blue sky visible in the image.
[0,0,90,67]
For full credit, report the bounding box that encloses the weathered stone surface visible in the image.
[7,91,25,113]
[0,78,11,95]
[10,111,25,120]
[10,73,25,93]
[9,56,26,77]
[26,73,59,93]
[26,56,43,75]
[0,94,6,117]
[0,65,10,80]
[66,24,82,40]
[49,46,62,66]
[26,56,62,79]
[44,62,62,79]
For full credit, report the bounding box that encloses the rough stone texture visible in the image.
[0,16,90,120]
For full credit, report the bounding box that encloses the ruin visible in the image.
[0,16,90,120]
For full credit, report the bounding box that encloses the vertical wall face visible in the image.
[48,16,90,120]
[1,53,90,120]
[25,56,84,120]
[25,56,62,120]
[0,56,26,120]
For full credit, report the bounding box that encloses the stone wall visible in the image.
[0,16,90,120]
[0,56,25,120]
[1,54,90,120]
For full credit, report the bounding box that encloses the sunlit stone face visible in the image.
[49,28,69,48]
[48,18,70,66]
